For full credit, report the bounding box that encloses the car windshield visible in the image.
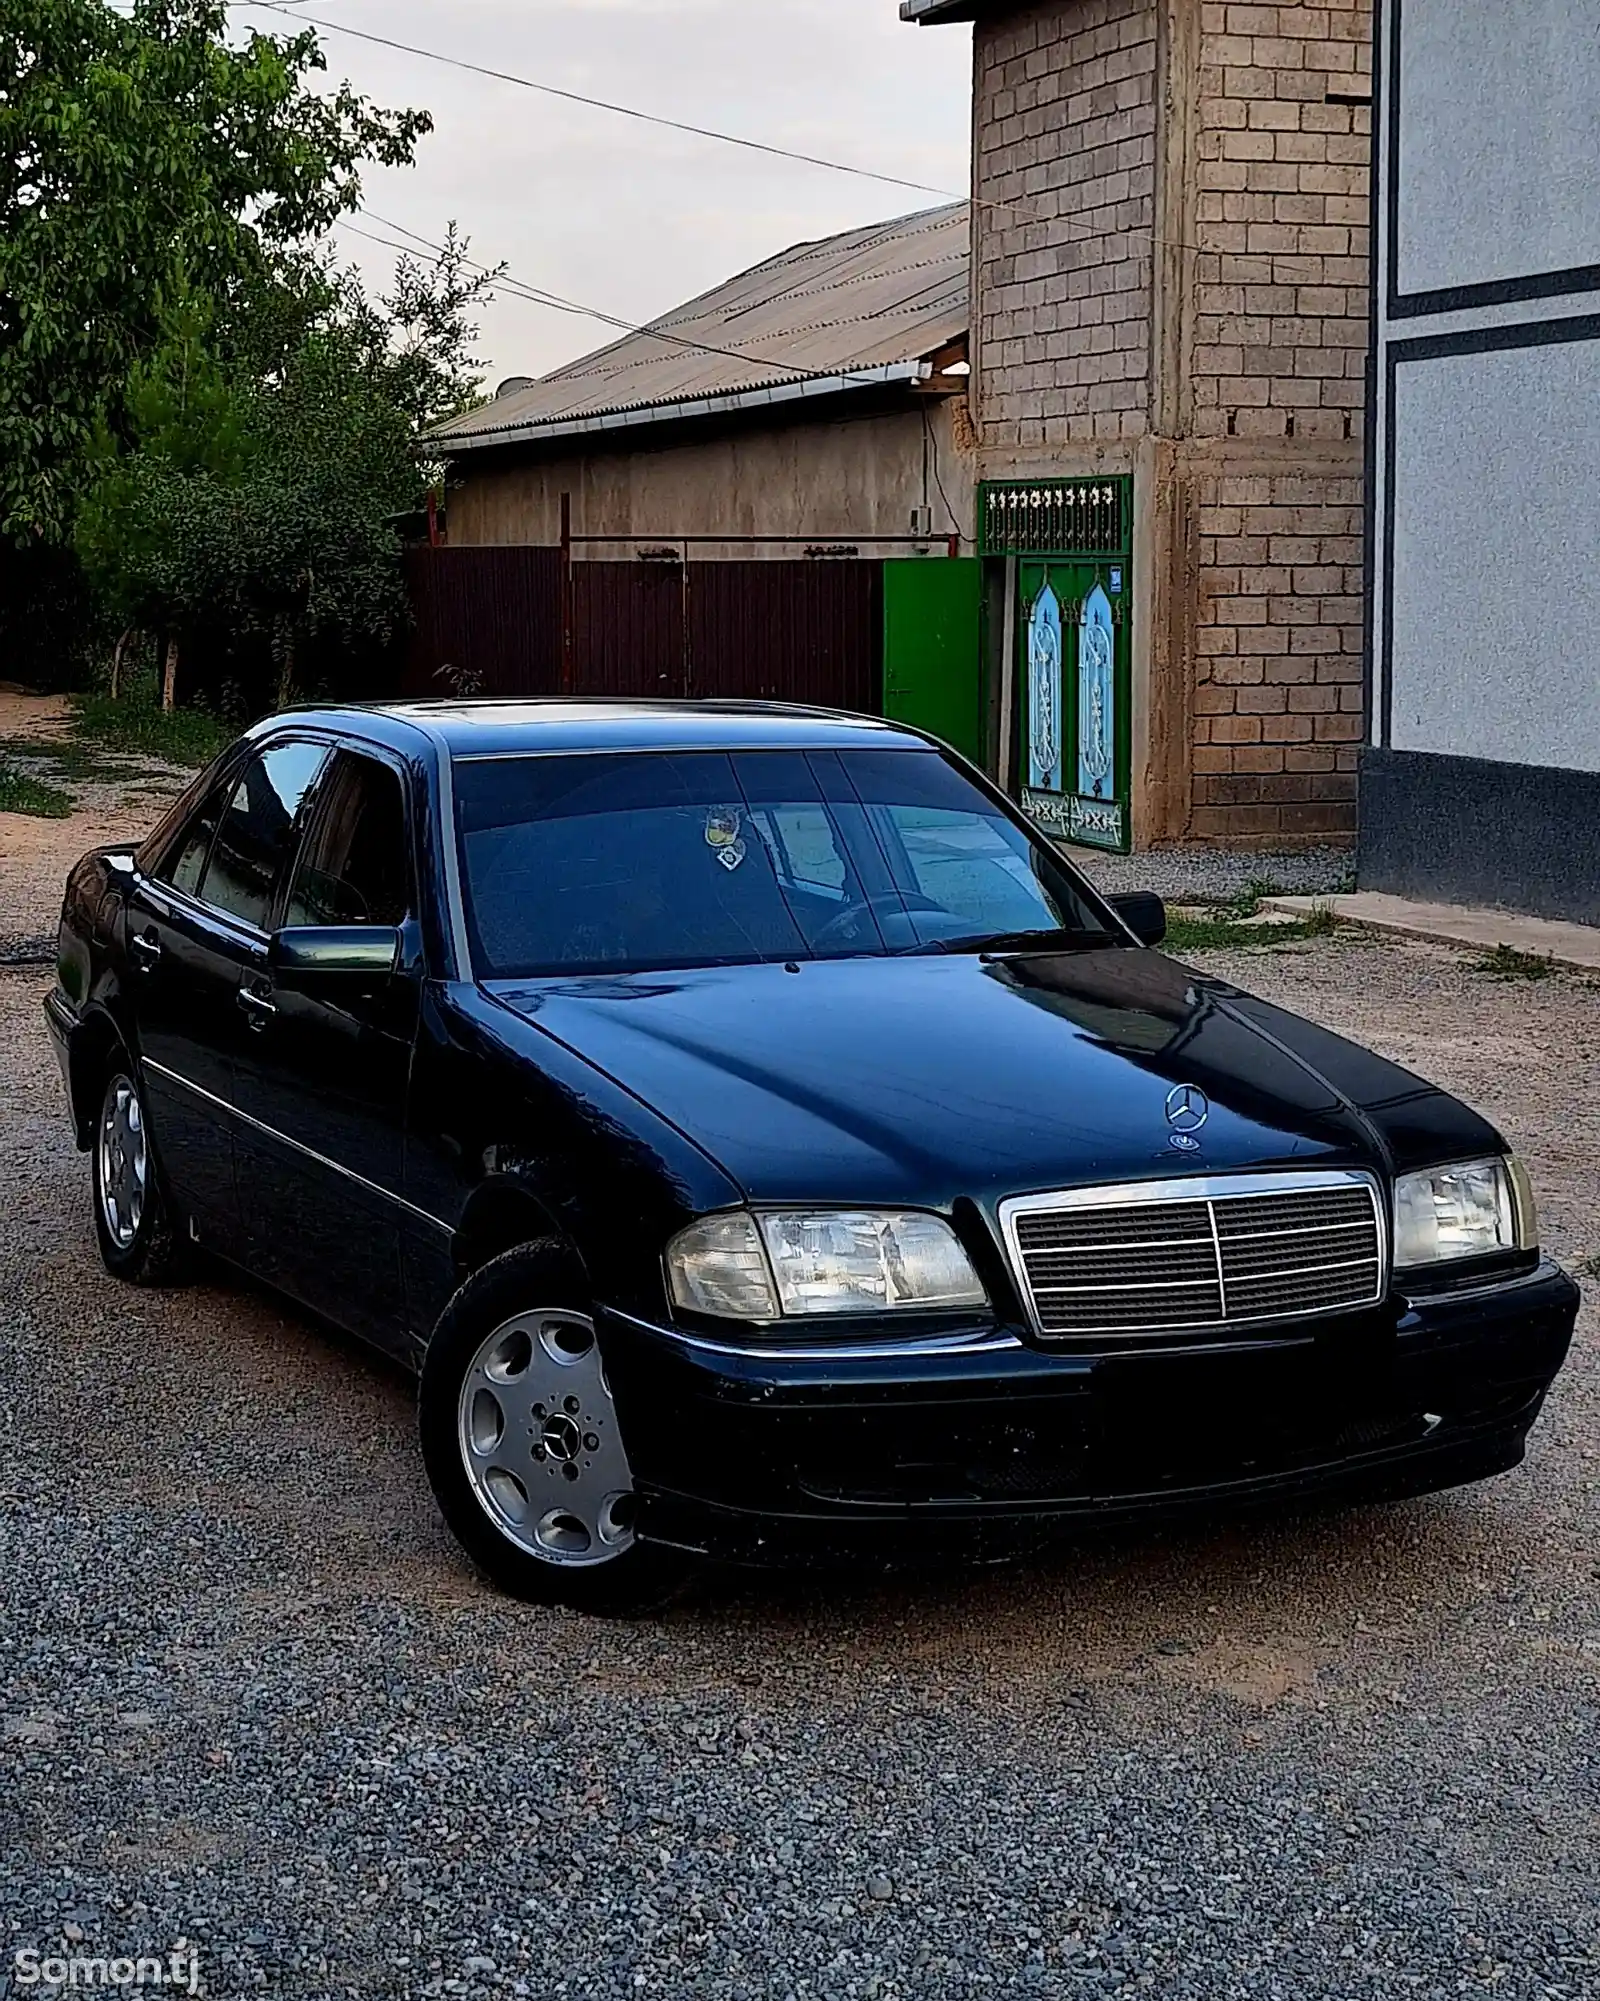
[455,747,1119,979]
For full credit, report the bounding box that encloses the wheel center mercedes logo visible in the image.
[541,1414,583,1462]
[1165,1083,1210,1135]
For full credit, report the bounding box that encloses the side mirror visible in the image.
[1107,891,1167,948]
[269,925,401,985]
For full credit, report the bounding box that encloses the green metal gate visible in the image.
[981,477,1133,852]
[881,557,984,765]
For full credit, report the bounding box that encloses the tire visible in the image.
[90,1062,187,1286]
[419,1241,687,1614]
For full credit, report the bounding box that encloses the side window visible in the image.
[200,741,329,930]
[162,793,226,899]
[284,752,410,929]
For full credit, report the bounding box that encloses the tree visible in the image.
[75,238,498,711]
[74,309,250,707]
[342,222,503,435]
[0,0,430,546]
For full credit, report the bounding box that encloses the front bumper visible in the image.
[601,1259,1579,1567]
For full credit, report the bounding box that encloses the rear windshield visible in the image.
[454,747,1114,980]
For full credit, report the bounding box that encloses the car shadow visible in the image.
[674,1482,1508,1665]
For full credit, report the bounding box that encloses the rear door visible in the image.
[127,738,329,1255]
[231,746,421,1352]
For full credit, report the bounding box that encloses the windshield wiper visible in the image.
[897,927,1121,957]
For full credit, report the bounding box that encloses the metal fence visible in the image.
[402,545,883,713]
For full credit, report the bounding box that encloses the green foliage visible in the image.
[72,680,232,770]
[0,734,139,784]
[0,540,109,691]
[73,295,447,707]
[1162,888,1344,954]
[1474,943,1556,982]
[74,311,248,638]
[0,0,430,545]
[337,223,503,435]
[0,756,73,818]
[5,1,502,709]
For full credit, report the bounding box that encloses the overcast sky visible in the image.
[239,0,974,388]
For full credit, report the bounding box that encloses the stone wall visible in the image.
[1191,0,1371,444]
[1186,0,1372,840]
[971,0,1160,449]
[960,0,1373,845]
[1190,457,1365,840]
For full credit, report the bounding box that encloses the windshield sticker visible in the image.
[705,809,747,869]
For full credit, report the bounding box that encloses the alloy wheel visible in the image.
[456,1310,637,1566]
[97,1074,148,1251]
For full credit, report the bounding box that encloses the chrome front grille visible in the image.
[1001,1173,1385,1340]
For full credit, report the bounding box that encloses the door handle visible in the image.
[130,931,162,972]
[237,986,277,1029]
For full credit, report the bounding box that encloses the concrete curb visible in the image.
[1261,893,1600,973]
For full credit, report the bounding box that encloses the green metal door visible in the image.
[882,558,984,765]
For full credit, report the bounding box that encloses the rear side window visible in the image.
[285,752,410,928]
[163,795,225,899]
[201,740,329,930]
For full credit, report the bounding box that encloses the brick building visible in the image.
[904,0,1372,849]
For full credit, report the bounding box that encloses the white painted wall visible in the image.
[1389,333,1600,775]
[1397,0,1600,297]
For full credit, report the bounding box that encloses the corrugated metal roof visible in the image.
[429,202,969,453]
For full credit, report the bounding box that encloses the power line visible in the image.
[232,0,964,207]
[126,0,1290,269]
[232,0,1246,265]
[336,212,903,393]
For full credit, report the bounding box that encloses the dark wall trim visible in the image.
[1378,310,1600,750]
[1384,0,1600,322]
[1392,262,1600,323]
[1360,747,1600,927]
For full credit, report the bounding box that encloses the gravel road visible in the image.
[1,926,1597,2000]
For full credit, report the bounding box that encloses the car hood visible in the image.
[484,949,1503,1210]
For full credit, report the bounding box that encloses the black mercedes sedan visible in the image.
[46,700,1578,1611]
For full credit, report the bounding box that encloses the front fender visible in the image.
[405,984,744,1332]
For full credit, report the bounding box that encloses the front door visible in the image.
[231,748,419,1353]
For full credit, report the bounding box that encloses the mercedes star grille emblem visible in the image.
[1165,1083,1210,1135]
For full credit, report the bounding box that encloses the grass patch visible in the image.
[1164,912,1321,952]
[70,689,231,770]
[1162,887,1343,955]
[0,756,73,818]
[0,735,143,785]
[1474,942,1556,982]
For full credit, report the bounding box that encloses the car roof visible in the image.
[263,697,939,760]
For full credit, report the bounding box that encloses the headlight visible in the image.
[666,1210,988,1321]
[1393,1156,1537,1270]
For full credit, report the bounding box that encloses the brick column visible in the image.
[959,0,1372,848]
[1181,0,1372,842]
